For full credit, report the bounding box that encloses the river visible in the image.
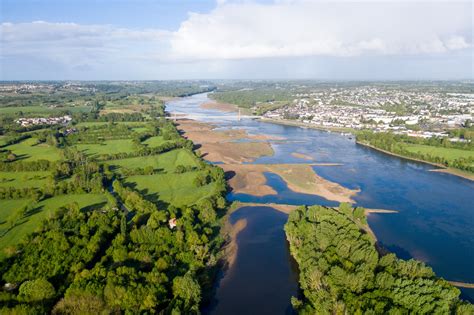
[166,93,474,312]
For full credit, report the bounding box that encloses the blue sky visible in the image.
[1,0,472,80]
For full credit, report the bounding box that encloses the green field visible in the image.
[0,194,107,254]
[75,121,148,128]
[0,105,91,115]
[125,172,216,207]
[132,126,150,133]
[75,139,137,156]
[143,135,170,147]
[405,144,474,161]
[0,171,51,188]
[4,138,62,161]
[107,148,198,172]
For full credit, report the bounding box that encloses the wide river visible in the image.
[167,93,474,313]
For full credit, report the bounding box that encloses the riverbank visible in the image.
[259,117,357,134]
[356,141,474,182]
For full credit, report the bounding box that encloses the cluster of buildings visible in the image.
[263,86,474,138]
[16,115,72,127]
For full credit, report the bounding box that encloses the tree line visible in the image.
[356,131,474,173]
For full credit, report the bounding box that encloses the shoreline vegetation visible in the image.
[285,205,474,313]
[356,141,474,182]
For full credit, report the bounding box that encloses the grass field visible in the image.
[75,121,148,128]
[405,144,474,162]
[125,172,216,207]
[132,127,151,133]
[0,194,107,255]
[0,105,91,115]
[75,139,137,156]
[107,148,198,172]
[0,171,51,188]
[4,138,62,161]
[143,136,170,147]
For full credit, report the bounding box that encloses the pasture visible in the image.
[4,137,62,161]
[0,171,51,189]
[107,148,198,172]
[75,139,137,156]
[125,172,216,207]
[0,194,107,255]
[404,144,474,162]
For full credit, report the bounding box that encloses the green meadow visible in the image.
[0,171,51,188]
[405,144,474,162]
[0,105,91,115]
[75,139,137,156]
[143,135,169,147]
[75,121,148,128]
[4,138,62,161]
[125,172,216,207]
[107,148,198,171]
[0,194,107,254]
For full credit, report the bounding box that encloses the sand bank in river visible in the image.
[176,119,276,163]
[177,119,285,143]
[291,152,315,161]
[201,142,274,164]
[175,119,358,202]
[229,201,398,215]
[222,163,358,203]
[222,218,247,268]
[200,101,238,112]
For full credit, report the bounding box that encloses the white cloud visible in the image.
[0,1,472,79]
[0,21,170,67]
[170,1,472,60]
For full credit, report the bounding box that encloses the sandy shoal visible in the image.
[291,152,315,161]
[200,101,238,112]
[222,163,358,203]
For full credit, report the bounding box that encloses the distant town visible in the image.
[262,85,473,141]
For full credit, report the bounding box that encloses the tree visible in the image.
[172,273,201,307]
[7,152,17,162]
[18,279,56,302]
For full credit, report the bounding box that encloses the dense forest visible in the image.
[356,131,474,173]
[285,204,474,314]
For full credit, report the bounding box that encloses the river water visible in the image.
[166,93,474,312]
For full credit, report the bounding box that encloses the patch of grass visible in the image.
[0,194,107,255]
[0,171,51,188]
[143,136,169,147]
[4,138,62,161]
[75,139,137,156]
[75,121,147,128]
[125,172,216,207]
[404,144,474,162]
[0,105,91,115]
[132,127,150,133]
[107,148,198,172]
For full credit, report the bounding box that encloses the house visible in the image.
[168,218,177,229]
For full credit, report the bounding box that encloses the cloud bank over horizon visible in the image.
[0,0,472,80]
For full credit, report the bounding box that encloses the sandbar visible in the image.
[221,163,358,203]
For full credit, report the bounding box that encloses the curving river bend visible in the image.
[167,93,474,313]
